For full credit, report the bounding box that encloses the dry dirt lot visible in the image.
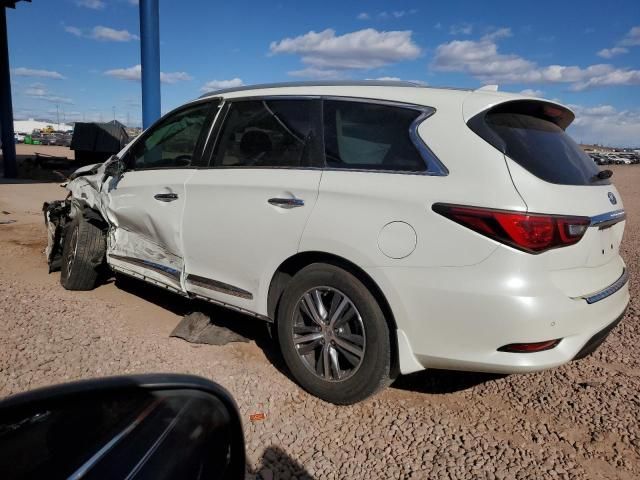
[1,167,639,479]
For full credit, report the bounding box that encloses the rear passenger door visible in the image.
[182,98,323,315]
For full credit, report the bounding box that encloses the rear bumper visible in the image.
[573,307,626,360]
[367,251,630,375]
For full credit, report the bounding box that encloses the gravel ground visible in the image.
[1,167,639,479]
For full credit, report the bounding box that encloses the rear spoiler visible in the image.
[466,99,575,155]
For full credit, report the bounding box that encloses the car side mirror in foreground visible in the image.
[0,374,245,480]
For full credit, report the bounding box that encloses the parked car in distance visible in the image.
[44,81,630,404]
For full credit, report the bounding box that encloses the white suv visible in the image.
[45,81,630,404]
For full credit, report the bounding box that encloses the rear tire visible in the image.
[60,214,106,291]
[277,263,391,404]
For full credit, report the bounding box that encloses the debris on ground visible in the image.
[170,311,250,345]
[250,412,267,422]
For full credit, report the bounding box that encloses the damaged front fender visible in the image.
[43,199,72,273]
[43,196,109,273]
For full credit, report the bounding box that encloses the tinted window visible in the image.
[478,105,606,186]
[212,100,318,168]
[323,100,426,172]
[128,103,211,169]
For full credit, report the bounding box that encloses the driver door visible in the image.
[104,100,216,292]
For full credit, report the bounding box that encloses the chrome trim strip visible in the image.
[108,254,181,282]
[192,294,271,322]
[590,209,626,229]
[109,264,186,295]
[186,274,253,300]
[206,95,448,176]
[577,269,629,304]
[410,109,449,176]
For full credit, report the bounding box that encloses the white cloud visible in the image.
[12,68,65,79]
[76,0,105,9]
[104,64,192,84]
[519,88,544,97]
[568,104,640,147]
[449,23,473,35]
[65,25,139,42]
[597,47,629,58]
[596,26,640,58]
[64,26,83,37]
[618,25,640,47]
[288,67,344,79]
[359,10,417,21]
[432,32,640,90]
[161,71,192,84]
[24,84,73,104]
[373,76,402,81]
[270,28,421,74]
[92,26,139,42]
[200,78,244,92]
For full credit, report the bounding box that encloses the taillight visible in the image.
[433,204,590,253]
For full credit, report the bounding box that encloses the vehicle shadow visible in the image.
[249,446,315,480]
[110,274,505,396]
[111,273,290,371]
[391,368,505,394]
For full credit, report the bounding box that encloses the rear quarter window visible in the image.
[469,101,608,186]
[323,100,427,172]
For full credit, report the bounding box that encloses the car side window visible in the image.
[323,100,426,172]
[127,103,211,170]
[211,99,319,168]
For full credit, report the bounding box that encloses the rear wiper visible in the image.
[592,169,613,182]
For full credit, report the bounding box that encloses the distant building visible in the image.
[13,118,73,134]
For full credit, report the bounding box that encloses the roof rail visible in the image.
[198,80,426,98]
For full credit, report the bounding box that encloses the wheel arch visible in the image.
[267,251,400,376]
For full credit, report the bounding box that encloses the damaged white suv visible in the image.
[45,81,630,404]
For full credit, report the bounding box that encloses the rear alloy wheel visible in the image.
[293,287,366,382]
[277,264,391,404]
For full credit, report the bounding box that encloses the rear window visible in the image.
[470,102,608,186]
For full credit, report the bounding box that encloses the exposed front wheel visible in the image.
[277,264,391,404]
[60,214,106,291]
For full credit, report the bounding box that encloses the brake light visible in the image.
[433,204,590,253]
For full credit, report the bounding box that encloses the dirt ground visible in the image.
[1,167,639,479]
[14,143,75,160]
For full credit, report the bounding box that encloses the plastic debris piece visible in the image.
[250,413,266,422]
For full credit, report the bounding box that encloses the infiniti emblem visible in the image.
[608,192,617,205]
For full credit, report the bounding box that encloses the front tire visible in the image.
[60,214,106,291]
[277,264,391,404]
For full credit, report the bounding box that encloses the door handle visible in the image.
[268,197,304,209]
[154,193,179,202]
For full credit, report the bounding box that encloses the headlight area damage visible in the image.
[43,199,72,273]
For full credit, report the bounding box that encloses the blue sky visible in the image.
[6,0,640,145]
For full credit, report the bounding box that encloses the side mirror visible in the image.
[0,374,245,480]
[102,156,126,183]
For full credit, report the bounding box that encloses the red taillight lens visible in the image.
[433,204,590,253]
